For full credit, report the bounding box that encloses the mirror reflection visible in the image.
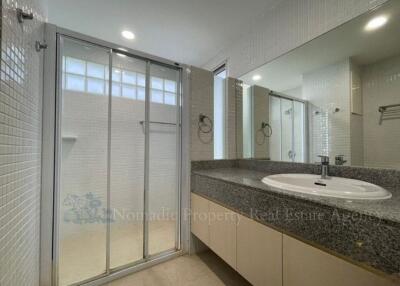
[240,0,400,169]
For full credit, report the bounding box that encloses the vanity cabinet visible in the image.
[282,235,396,286]
[237,214,282,286]
[190,193,395,286]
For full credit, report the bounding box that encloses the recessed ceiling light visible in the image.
[116,53,127,58]
[252,74,261,81]
[118,48,128,52]
[121,30,135,40]
[365,15,388,31]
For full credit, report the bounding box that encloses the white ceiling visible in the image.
[240,0,400,93]
[48,0,281,66]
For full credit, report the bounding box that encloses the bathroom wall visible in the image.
[362,54,400,169]
[302,59,351,164]
[0,0,46,285]
[190,67,214,161]
[203,0,388,77]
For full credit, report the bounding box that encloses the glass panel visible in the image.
[151,89,163,103]
[164,80,176,93]
[137,73,146,87]
[58,37,109,286]
[137,87,145,101]
[281,98,294,161]
[87,62,105,79]
[293,101,305,162]
[122,71,136,85]
[109,53,146,269]
[214,75,225,159]
[112,68,122,82]
[269,96,282,161]
[148,63,179,255]
[122,84,136,99]
[87,78,105,95]
[66,74,85,91]
[164,92,176,105]
[151,76,163,90]
[66,57,85,75]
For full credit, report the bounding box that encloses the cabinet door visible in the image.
[209,201,237,269]
[283,235,396,286]
[191,193,210,244]
[237,214,282,286]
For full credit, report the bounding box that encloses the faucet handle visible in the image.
[318,155,330,164]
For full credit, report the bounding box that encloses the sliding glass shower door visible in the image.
[56,36,181,286]
[269,95,305,162]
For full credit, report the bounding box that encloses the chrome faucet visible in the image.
[335,155,347,166]
[318,155,330,179]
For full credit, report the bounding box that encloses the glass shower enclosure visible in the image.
[54,35,182,286]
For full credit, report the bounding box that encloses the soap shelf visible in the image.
[378,103,400,125]
[62,135,77,141]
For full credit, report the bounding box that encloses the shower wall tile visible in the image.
[362,54,400,169]
[0,0,46,286]
[203,0,388,78]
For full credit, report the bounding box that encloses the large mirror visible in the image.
[240,0,400,170]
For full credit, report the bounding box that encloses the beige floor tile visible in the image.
[105,251,251,286]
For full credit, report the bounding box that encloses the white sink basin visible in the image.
[261,174,392,200]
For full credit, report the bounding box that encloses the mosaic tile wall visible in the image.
[0,0,46,285]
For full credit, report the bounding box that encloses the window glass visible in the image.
[164,92,176,105]
[151,77,163,90]
[164,80,176,93]
[87,78,105,94]
[122,71,136,85]
[137,87,145,101]
[87,62,105,79]
[66,57,85,75]
[151,89,163,103]
[137,73,146,87]
[112,68,122,82]
[66,74,85,91]
[122,85,136,99]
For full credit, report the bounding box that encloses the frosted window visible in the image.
[106,82,121,96]
[164,80,176,93]
[151,89,163,103]
[87,78,105,94]
[66,74,85,91]
[137,87,145,101]
[137,73,146,87]
[66,57,85,75]
[164,92,176,105]
[151,77,163,90]
[122,85,136,99]
[87,62,105,79]
[122,71,136,85]
[112,68,121,82]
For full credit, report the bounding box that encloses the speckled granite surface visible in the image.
[191,160,400,280]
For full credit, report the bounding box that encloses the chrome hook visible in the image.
[17,8,34,23]
[35,41,48,52]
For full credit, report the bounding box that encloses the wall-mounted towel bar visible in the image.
[139,120,177,126]
[378,103,400,125]
[378,104,400,113]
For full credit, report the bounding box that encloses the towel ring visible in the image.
[198,113,213,134]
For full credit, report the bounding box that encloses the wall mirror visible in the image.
[240,0,400,170]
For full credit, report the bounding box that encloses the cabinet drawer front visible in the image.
[208,201,237,269]
[283,235,396,286]
[237,214,282,286]
[191,194,210,244]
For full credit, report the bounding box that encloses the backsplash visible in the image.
[0,0,46,285]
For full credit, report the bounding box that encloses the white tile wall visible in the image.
[303,59,351,164]
[362,54,400,169]
[0,0,46,285]
[203,0,388,78]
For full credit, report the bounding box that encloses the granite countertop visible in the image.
[192,167,400,226]
[191,164,400,280]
